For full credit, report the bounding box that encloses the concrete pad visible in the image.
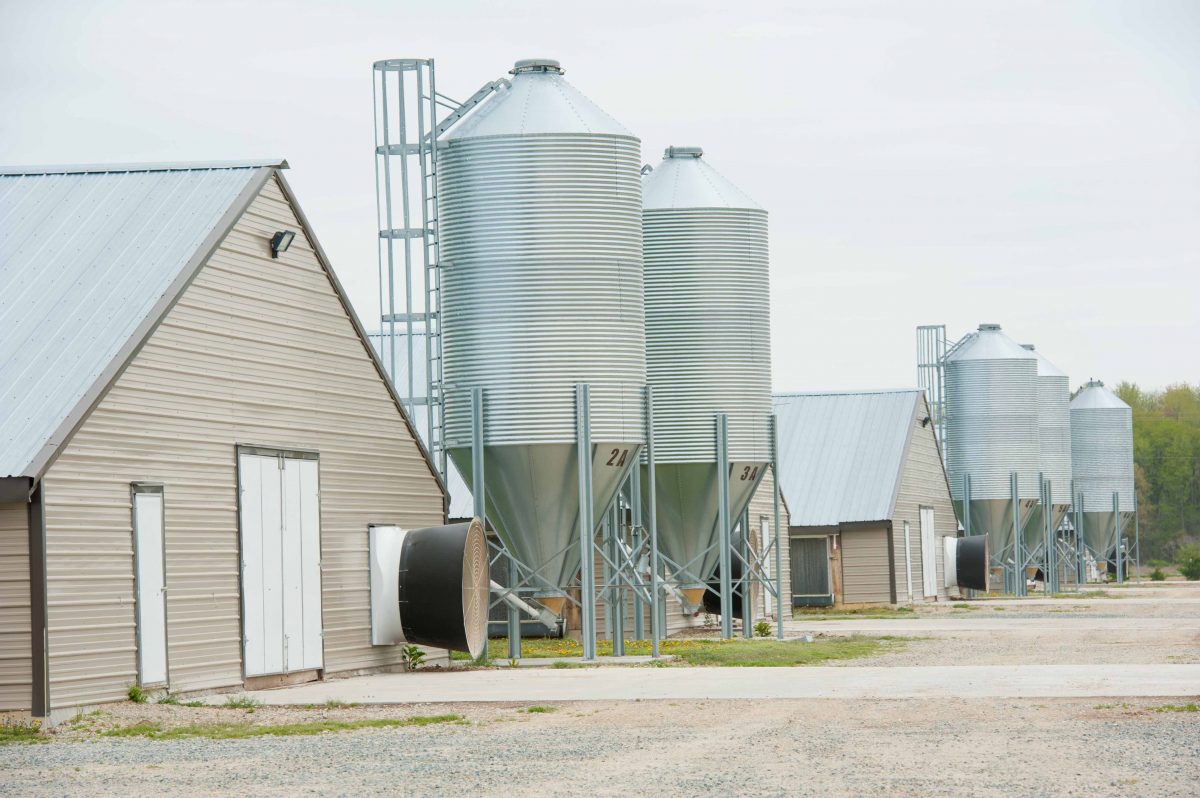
[784,617,1192,635]
[211,664,1200,704]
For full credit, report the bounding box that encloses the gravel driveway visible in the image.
[3,699,1198,797]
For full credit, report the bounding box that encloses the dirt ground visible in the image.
[2,582,1197,796]
[2,698,1198,796]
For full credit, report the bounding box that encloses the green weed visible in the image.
[103,714,463,740]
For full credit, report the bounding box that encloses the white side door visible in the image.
[133,485,169,687]
[282,457,323,671]
[920,507,938,597]
[240,451,323,678]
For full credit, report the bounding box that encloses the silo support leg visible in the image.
[576,384,597,661]
[715,414,733,640]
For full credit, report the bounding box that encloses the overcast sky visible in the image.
[3,0,1197,393]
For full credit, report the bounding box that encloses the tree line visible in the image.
[1115,383,1200,561]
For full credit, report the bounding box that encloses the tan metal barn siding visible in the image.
[40,176,444,710]
[889,396,956,601]
[746,468,788,617]
[0,502,30,710]
[839,525,892,604]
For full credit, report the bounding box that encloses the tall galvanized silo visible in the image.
[438,59,646,599]
[1070,380,1134,560]
[1020,344,1072,552]
[944,324,1040,564]
[639,146,772,594]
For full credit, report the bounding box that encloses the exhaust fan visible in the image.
[944,534,989,592]
[370,519,489,660]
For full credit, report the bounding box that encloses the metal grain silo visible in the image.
[1070,380,1134,560]
[1020,344,1072,552]
[944,324,1040,563]
[438,59,646,599]
[639,146,772,594]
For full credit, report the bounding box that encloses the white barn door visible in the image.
[920,506,938,597]
[133,485,169,687]
[239,451,323,677]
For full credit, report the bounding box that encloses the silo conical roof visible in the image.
[1021,344,1068,378]
[945,324,1036,363]
[443,59,633,140]
[642,147,762,210]
[1071,380,1129,410]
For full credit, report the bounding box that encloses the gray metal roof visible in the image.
[773,390,922,526]
[0,162,275,478]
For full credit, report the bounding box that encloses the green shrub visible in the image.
[401,644,427,671]
[1150,568,1166,581]
[1176,545,1200,581]
[127,684,148,704]
[753,620,772,638]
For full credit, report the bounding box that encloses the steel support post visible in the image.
[962,474,973,598]
[645,387,661,658]
[610,500,625,656]
[772,415,784,639]
[1133,490,1141,583]
[1010,472,1023,597]
[1113,492,1123,584]
[715,414,733,639]
[741,507,753,639]
[629,467,645,641]
[470,387,508,660]
[576,385,597,661]
[1044,478,1057,594]
[1075,490,1086,583]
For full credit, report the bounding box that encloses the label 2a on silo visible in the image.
[606,448,630,467]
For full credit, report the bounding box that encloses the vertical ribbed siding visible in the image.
[643,208,771,463]
[1071,406,1135,513]
[839,526,892,604]
[0,502,30,710]
[1037,375,1073,505]
[439,135,646,447]
[889,396,956,601]
[41,177,443,710]
[945,358,1040,501]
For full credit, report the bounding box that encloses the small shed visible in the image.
[0,161,447,719]
[774,390,956,607]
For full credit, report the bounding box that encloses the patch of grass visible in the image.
[792,606,915,620]
[127,684,148,704]
[222,696,262,711]
[157,693,179,705]
[324,699,359,709]
[103,714,463,741]
[458,635,905,667]
[1149,703,1199,713]
[992,606,1007,611]
[181,700,207,708]
[0,718,46,745]
[524,706,557,713]
[951,603,975,610]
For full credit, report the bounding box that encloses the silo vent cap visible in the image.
[1021,344,1035,350]
[978,323,1001,332]
[665,146,704,159]
[512,59,563,75]
[1087,378,1105,387]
